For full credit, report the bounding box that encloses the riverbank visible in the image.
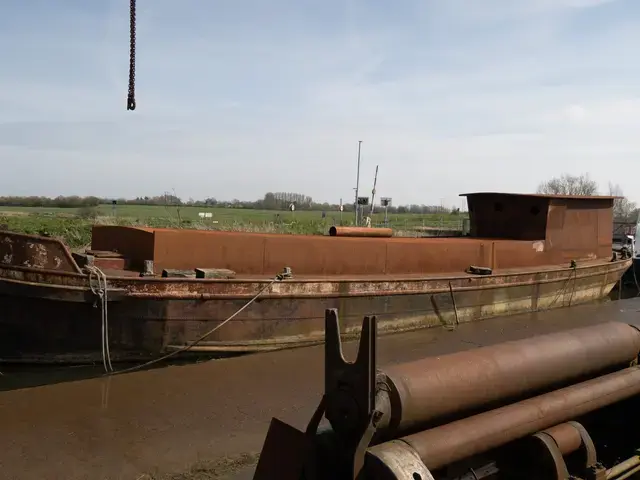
[3,298,639,480]
[143,454,258,480]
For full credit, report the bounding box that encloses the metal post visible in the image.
[354,140,362,225]
[370,165,379,218]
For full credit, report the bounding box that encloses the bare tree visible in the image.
[537,173,599,196]
[608,183,638,221]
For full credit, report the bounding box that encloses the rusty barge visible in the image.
[0,192,630,364]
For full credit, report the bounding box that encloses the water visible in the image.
[2,297,640,479]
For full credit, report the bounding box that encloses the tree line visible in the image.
[2,175,635,220]
[537,173,638,221]
[0,192,459,215]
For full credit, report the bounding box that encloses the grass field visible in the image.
[0,204,466,248]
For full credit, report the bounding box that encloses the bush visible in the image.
[77,206,98,220]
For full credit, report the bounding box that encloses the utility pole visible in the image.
[370,165,379,217]
[354,140,362,225]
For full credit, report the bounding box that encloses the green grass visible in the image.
[0,203,463,224]
[0,204,466,249]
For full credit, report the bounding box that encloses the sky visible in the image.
[0,0,639,208]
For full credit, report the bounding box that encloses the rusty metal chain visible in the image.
[127,0,137,111]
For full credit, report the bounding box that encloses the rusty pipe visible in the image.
[328,226,393,237]
[541,422,583,456]
[368,366,640,472]
[377,321,640,436]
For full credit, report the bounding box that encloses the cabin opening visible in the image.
[463,193,550,240]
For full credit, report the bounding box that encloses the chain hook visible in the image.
[127,0,137,111]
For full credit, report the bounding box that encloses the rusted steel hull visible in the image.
[0,257,629,364]
[0,229,631,364]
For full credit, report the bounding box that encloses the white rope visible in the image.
[86,265,113,373]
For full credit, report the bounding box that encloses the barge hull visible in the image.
[0,259,628,364]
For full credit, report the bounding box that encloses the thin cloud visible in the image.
[0,0,638,207]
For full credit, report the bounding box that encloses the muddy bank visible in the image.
[144,453,258,480]
[2,299,640,480]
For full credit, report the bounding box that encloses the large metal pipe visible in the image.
[378,321,640,435]
[328,226,393,237]
[541,423,582,456]
[368,366,640,472]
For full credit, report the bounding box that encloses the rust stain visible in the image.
[2,234,13,264]
[88,225,618,277]
[0,256,629,362]
[0,232,81,273]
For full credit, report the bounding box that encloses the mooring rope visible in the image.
[631,256,640,297]
[104,268,292,377]
[86,265,113,373]
[542,262,578,311]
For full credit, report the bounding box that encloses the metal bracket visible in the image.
[324,309,376,432]
[252,309,380,480]
[323,309,380,479]
[566,421,599,478]
[531,432,572,480]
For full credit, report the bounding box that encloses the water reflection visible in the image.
[0,358,214,392]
